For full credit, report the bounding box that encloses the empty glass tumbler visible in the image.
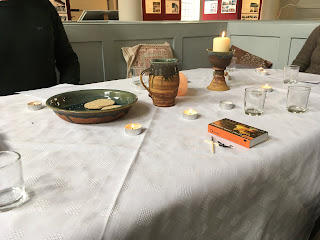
[244,87,267,116]
[131,67,148,90]
[283,65,300,84]
[227,57,237,72]
[286,86,311,113]
[0,151,25,211]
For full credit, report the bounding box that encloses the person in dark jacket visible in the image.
[292,25,320,75]
[0,0,80,96]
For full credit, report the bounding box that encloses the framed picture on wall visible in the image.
[204,0,218,14]
[49,0,71,21]
[165,0,179,14]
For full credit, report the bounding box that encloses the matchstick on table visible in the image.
[204,137,217,154]
[211,136,215,153]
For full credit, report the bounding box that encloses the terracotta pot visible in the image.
[140,59,180,107]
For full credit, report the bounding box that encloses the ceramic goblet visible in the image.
[206,49,234,91]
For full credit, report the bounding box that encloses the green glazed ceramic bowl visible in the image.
[46,89,138,124]
[206,49,234,58]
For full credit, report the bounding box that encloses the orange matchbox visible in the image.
[208,118,268,148]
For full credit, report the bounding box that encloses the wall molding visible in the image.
[63,21,319,83]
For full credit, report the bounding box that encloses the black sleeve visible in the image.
[292,26,320,72]
[49,3,80,84]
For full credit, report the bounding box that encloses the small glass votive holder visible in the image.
[131,67,148,90]
[286,86,311,113]
[283,65,300,84]
[0,151,26,211]
[226,57,237,72]
[244,87,267,116]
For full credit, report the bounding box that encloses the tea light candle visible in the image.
[125,123,142,136]
[213,31,230,52]
[219,100,234,110]
[27,101,42,111]
[183,109,198,120]
[260,70,269,76]
[261,84,273,92]
[256,67,264,73]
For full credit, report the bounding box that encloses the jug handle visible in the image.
[140,68,152,96]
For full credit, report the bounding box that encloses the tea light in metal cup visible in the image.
[183,109,198,120]
[261,84,273,92]
[27,101,42,111]
[125,123,142,136]
[256,67,264,73]
[220,100,234,110]
[259,70,269,76]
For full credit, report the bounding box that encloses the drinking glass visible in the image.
[0,151,26,211]
[283,65,300,84]
[244,87,267,116]
[227,57,237,72]
[131,67,148,90]
[286,86,311,113]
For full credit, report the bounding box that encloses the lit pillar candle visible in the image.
[213,31,231,52]
[125,123,142,136]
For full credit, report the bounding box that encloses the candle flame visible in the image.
[131,124,134,129]
[222,31,226,38]
[189,109,192,114]
[264,84,269,87]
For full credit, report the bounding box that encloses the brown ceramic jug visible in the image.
[140,59,180,107]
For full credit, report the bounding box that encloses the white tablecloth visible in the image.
[1,68,320,240]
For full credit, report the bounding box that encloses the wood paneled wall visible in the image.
[63,20,319,84]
